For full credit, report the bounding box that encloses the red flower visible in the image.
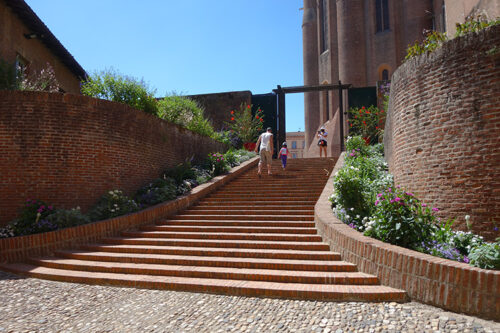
[376,126,379,129]
[247,105,251,109]
[231,117,235,121]
[363,121,367,125]
[362,106,365,110]
[230,110,234,115]
[255,115,259,119]
[260,118,263,122]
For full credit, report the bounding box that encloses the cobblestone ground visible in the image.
[0,271,498,333]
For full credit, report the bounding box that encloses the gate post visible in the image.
[276,86,286,158]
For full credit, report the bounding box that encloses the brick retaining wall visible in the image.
[0,91,229,225]
[0,157,259,263]
[384,25,500,239]
[315,154,500,320]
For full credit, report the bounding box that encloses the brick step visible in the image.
[230,178,328,184]
[222,183,326,189]
[207,194,320,200]
[120,231,322,242]
[80,244,340,260]
[168,214,314,221]
[140,225,318,234]
[195,200,316,206]
[0,264,407,302]
[51,251,357,272]
[213,190,323,196]
[178,209,314,216]
[101,237,331,251]
[28,258,379,285]
[188,205,315,211]
[156,220,316,228]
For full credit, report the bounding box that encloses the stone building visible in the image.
[0,0,86,93]
[286,131,306,158]
[302,0,499,158]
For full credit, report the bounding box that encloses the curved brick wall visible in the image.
[384,25,500,239]
[0,91,228,225]
[315,154,500,320]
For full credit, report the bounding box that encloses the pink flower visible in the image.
[422,203,427,207]
[48,206,53,210]
[375,200,380,206]
[432,208,439,212]
[394,197,401,202]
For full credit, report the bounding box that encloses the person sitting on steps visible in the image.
[254,127,274,176]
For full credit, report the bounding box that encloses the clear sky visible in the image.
[25,0,306,132]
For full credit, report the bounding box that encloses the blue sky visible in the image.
[26,0,306,132]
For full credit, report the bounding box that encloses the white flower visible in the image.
[350,208,354,211]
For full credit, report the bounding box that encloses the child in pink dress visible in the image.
[278,142,289,170]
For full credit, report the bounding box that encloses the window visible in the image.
[302,141,305,148]
[292,141,297,149]
[15,54,28,77]
[292,153,297,159]
[319,0,328,52]
[375,0,390,32]
[382,69,389,81]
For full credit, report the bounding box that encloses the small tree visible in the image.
[225,103,264,143]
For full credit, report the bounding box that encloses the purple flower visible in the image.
[394,197,401,202]
[432,208,439,212]
[375,200,379,206]
[37,208,43,213]
[494,226,499,232]
[422,203,427,207]
[463,256,470,264]
[387,188,392,192]
[405,192,414,196]
[48,205,53,210]
[348,223,356,229]
[377,193,383,198]
[396,185,401,189]
[350,153,355,157]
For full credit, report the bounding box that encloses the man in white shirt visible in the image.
[254,127,274,176]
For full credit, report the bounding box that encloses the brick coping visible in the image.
[314,153,500,321]
[0,157,259,264]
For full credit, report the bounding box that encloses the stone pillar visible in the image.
[303,0,320,151]
[337,0,367,87]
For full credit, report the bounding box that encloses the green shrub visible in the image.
[46,207,90,229]
[135,178,177,207]
[163,162,196,185]
[364,187,437,250]
[405,30,448,61]
[345,136,371,157]
[88,190,139,221]
[225,103,264,143]
[157,95,219,139]
[223,149,240,167]
[455,16,500,37]
[81,69,158,115]
[468,242,500,269]
[12,199,56,235]
[207,152,230,176]
[192,165,212,185]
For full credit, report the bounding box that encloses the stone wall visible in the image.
[0,91,228,225]
[384,25,500,239]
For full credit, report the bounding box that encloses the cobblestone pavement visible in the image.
[0,271,498,333]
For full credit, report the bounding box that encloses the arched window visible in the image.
[375,0,390,32]
[382,69,389,81]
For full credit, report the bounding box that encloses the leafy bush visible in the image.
[12,199,56,236]
[223,149,240,167]
[46,207,90,229]
[405,30,448,61]
[468,242,500,269]
[81,69,158,115]
[207,152,230,176]
[346,106,384,144]
[455,16,500,37]
[192,165,213,185]
[135,178,177,207]
[0,59,20,90]
[345,136,371,157]
[365,188,438,249]
[157,95,219,139]
[163,162,196,185]
[88,190,139,221]
[225,103,264,143]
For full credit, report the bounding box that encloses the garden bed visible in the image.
[314,153,500,320]
[0,157,259,263]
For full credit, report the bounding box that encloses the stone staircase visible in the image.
[1,158,407,302]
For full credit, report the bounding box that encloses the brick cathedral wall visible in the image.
[384,25,500,239]
[0,91,228,225]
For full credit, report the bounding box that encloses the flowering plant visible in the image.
[88,190,139,221]
[207,153,230,176]
[226,103,264,143]
[346,106,384,144]
[11,199,56,235]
